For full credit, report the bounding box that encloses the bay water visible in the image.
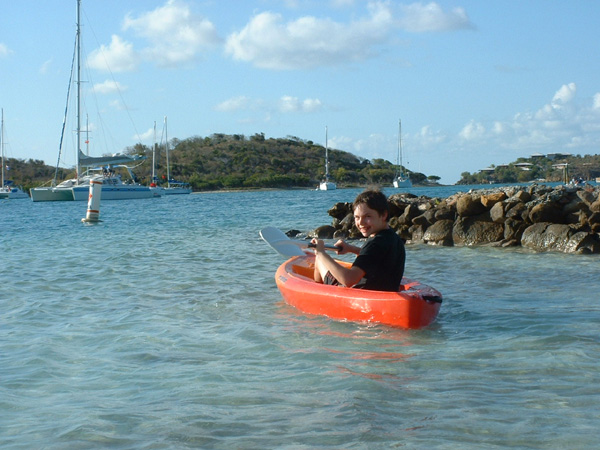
[1,186,599,449]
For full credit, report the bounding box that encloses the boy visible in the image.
[311,189,405,292]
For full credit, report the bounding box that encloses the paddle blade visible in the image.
[260,227,305,257]
[260,226,341,257]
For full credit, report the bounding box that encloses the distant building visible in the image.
[547,152,572,160]
[531,153,546,159]
[515,162,533,171]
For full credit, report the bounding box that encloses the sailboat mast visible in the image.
[165,116,170,188]
[1,108,4,188]
[397,119,402,175]
[75,0,81,183]
[152,121,157,182]
[325,125,329,181]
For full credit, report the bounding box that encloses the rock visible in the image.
[452,217,504,246]
[314,184,600,254]
[481,191,507,208]
[490,201,505,223]
[521,223,600,253]
[511,190,531,202]
[397,203,420,225]
[505,202,528,220]
[434,205,456,221]
[504,218,528,243]
[528,202,565,224]
[423,220,454,246]
[456,194,487,217]
[311,225,336,239]
[328,202,351,220]
[408,224,426,243]
[576,189,597,206]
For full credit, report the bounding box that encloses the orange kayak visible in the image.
[275,255,443,329]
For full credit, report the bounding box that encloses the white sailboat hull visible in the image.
[72,184,153,201]
[318,181,337,191]
[0,187,29,199]
[393,177,412,189]
[164,187,192,195]
[30,186,75,202]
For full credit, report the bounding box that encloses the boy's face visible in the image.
[353,203,388,237]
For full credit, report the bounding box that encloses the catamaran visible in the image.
[30,0,153,202]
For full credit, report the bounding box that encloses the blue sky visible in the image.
[1,0,599,185]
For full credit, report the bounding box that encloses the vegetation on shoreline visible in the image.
[6,132,600,192]
[458,154,600,184]
[9,133,438,192]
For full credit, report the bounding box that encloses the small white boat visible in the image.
[392,119,412,189]
[0,109,28,199]
[317,126,336,191]
[161,117,191,195]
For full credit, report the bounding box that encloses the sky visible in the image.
[1,0,599,185]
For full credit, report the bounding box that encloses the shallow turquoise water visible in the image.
[1,186,599,449]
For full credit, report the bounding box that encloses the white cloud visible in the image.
[224,1,474,70]
[139,127,155,142]
[459,120,486,141]
[215,96,253,112]
[0,43,11,58]
[123,0,221,67]
[88,0,220,72]
[593,93,600,110]
[225,2,393,70]
[279,96,323,113]
[215,95,322,115]
[451,83,600,154]
[39,59,52,74]
[87,35,139,72]
[398,2,475,32]
[551,82,576,107]
[92,80,126,95]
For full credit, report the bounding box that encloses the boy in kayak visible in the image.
[311,189,405,292]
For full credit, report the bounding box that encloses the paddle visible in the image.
[260,226,341,257]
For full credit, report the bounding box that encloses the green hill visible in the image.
[12,133,436,192]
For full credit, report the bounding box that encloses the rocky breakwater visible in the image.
[310,184,600,254]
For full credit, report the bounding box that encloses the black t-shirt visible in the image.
[352,228,406,291]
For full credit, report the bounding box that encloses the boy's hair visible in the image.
[352,189,389,220]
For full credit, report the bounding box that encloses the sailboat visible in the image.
[392,119,412,189]
[161,116,191,195]
[0,109,29,199]
[318,126,336,191]
[30,0,153,202]
[148,121,164,197]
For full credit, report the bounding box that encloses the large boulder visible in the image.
[423,220,454,246]
[521,223,600,254]
[456,194,487,217]
[452,217,504,246]
[481,191,507,208]
[310,225,336,239]
[328,202,351,220]
[528,202,565,224]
